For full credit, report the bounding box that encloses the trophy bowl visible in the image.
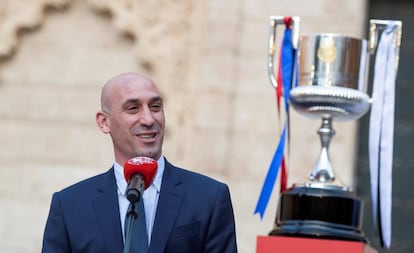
[290,33,371,122]
[289,86,371,121]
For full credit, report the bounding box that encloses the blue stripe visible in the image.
[254,126,287,218]
[254,27,296,219]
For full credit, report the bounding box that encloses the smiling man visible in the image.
[42,72,238,253]
[98,73,165,164]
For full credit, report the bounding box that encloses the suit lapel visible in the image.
[149,161,184,253]
[93,168,124,253]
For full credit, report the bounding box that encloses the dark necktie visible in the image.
[128,200,148,253]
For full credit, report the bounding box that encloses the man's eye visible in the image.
[126,106,138,113]
[151,104,162,112]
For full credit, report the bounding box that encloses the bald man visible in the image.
[42,73,238,253]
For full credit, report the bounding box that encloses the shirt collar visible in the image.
[114,155,165,195]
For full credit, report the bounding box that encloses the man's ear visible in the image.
[96,111,110,134]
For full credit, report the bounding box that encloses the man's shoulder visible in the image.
[166,163,233,204]
[57,168,114,196]
[167,162,227,188]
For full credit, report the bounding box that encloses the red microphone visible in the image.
[124,157,158,203]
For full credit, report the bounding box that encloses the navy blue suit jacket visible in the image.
[42,159,237,253]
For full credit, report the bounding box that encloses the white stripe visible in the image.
[369,24,398,249]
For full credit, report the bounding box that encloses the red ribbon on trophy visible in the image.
[255,17,297,218]
[276,17,295,193]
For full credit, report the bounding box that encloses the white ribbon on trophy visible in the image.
[369,21,401,249]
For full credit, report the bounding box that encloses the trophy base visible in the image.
[269,186,366,242]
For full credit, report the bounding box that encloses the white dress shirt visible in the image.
[114,156,165,244]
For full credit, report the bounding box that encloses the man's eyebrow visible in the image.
[121,96,163,107]
[143,96,163,104]
[121,98,139,107]
[151,96,163,103]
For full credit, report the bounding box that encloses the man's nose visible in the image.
[138,106,155,125]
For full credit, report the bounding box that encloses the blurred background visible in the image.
[0,0,412,252]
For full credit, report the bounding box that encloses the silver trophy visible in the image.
[267,16,402,241]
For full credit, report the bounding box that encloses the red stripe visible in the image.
[276,23,289,193]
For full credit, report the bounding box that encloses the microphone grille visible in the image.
[124,157,158,189]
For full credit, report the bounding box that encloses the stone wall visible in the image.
[0,0,367,252]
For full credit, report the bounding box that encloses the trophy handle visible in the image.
[268,16,300,88]
[369,19,402,72]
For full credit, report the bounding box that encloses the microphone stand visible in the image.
[123,202,138,253]
[123,179,145,253]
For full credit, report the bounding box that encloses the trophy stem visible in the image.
[309,116,335,183]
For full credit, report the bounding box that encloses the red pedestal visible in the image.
[256,236,377,253]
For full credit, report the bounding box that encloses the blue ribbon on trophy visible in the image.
[254,17,297,219]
